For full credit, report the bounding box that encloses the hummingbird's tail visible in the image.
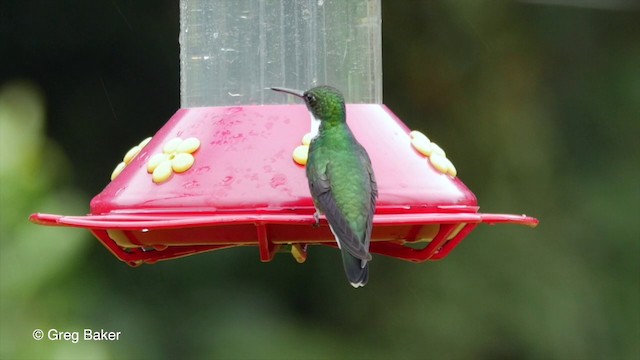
[342,251,369,288]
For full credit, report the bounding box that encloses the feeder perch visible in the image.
[30,0,537,267]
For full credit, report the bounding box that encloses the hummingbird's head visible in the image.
[271,85,346,124]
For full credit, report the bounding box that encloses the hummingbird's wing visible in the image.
[357,143,378,251]
[308,163,372,261]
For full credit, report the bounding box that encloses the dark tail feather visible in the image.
[342,251,369,288]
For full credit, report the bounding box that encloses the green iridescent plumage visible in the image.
[271,85,378,288]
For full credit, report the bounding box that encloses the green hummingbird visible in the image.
[271,85,378,288]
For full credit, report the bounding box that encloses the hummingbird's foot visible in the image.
[313,212,321,228]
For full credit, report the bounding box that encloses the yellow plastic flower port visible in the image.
[292,132,313,166]
[409,130,457,177]
[147,137,201,184]
[111,137,152,180]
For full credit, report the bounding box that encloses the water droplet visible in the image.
[221,176,234,185]
[270,174,287,188]
[196,166,211,174]
[183,180,199,189]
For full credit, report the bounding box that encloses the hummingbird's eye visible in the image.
[305,93,317,106]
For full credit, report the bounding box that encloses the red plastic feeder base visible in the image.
[30,105,537,266]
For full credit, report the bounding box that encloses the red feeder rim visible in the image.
[30,104,537,266]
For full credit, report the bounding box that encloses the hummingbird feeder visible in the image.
[30,0,537,267]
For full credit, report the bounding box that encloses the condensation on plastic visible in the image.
[180,0,382,107]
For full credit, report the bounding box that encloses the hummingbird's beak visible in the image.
[270,87,305,98]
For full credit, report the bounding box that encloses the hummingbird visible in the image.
[271,85,378,288]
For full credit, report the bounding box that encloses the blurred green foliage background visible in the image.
[1,1,638,359]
